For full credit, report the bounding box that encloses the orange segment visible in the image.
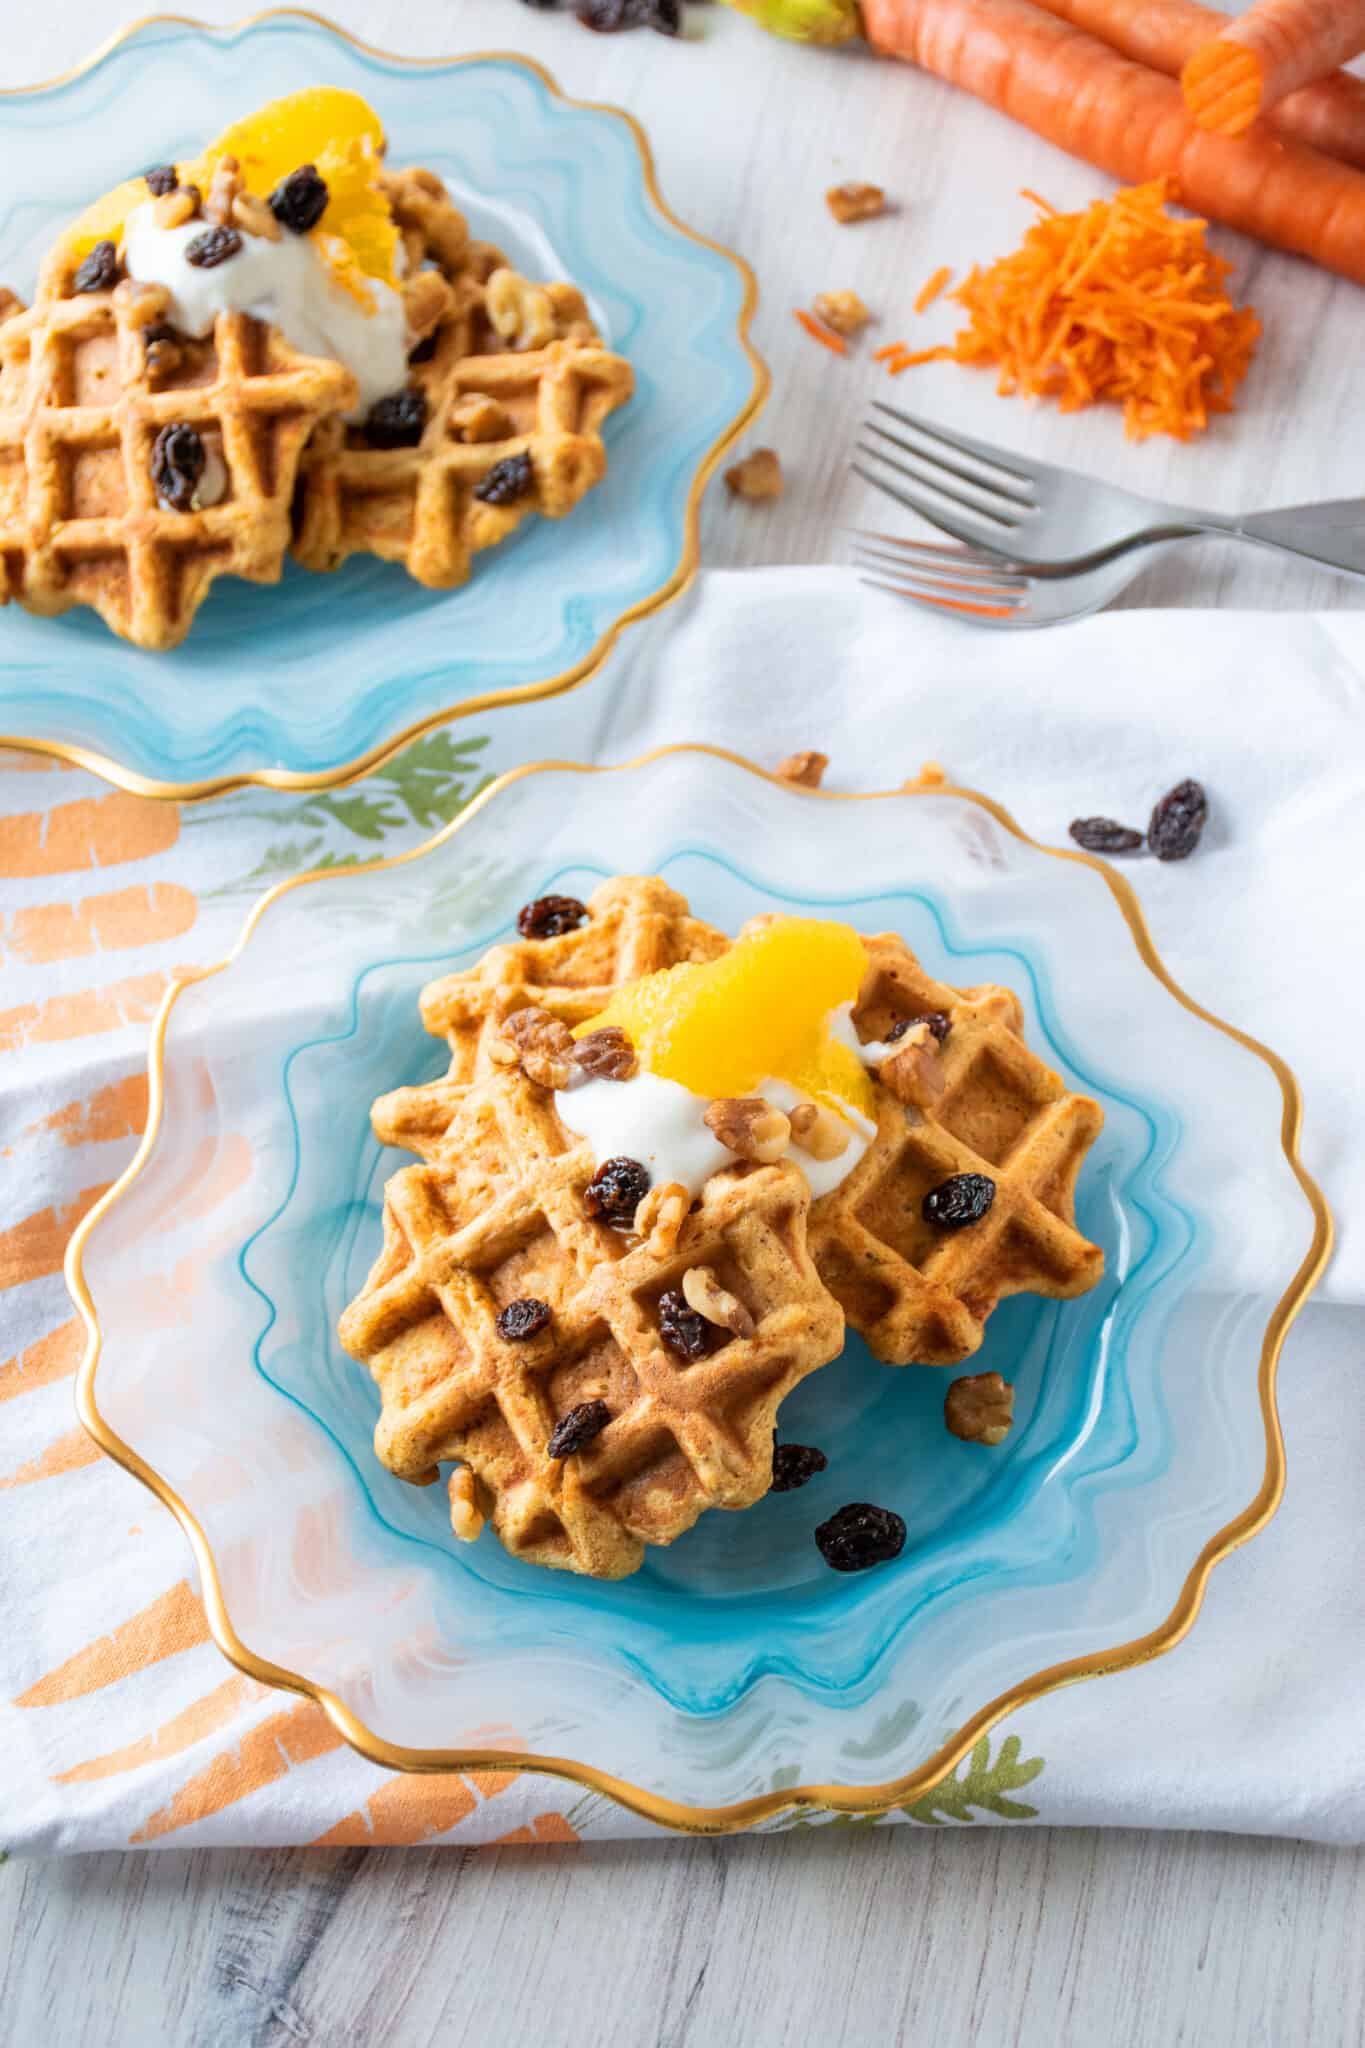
[581,917,875,1116]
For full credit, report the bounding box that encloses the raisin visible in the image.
[888,1010,951,1045]
[73,241,120,294]
[574,1027,636,1081]
[1069,816,1145,855]
[815,1502,906,1572]
[658,1289,715,1361]
[144,164,179,197]
[1148,778,1208,862]
[408,330,438,365]
[772,1441,827,1492]
[584,1156,651,1226]
[150,422,206,512]
[269,164,330,235]
[922,1172,995,1229]
[576,0,635,26]
[496,1297,552,1342]
[363,390,428,449]
[185,225,242,269]
[546,1399,610,1460]
[473,451,534,506]
[517,893,588,940]
[142,321,181,348]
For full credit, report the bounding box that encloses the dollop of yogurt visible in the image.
[121,202,409,415]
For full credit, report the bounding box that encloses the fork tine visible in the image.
[863,418,1037,516]
[846,527,1006,571]
[851,540,1025,595]
[851,460,1017,552]
[855,440,1024,536]
[869,399,1037,488]
[857,574,1026,622]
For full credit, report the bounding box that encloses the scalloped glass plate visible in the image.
[70,751,1328,1828]
[0,13,764,796]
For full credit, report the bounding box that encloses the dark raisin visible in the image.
[408,330,438,365]
[772,1442,827,1492]
[922,1172,995,1229]
[1069,816,1145,855]
[363,390,428,449]
[576,0,635,26]
[269,164,330,235]
[584,1156,651,1227]
[546,1398,611,1460]
[1148,778,1208,862]
[150,422,206,512]
[815,1502,906,1572]
[144,164,179,197]
[658,1289,715,1361]
[473,450,534,506]
[185,225,242,270]
[73,241,120,294]
[517,894,588,940]
[645,0,683,29]
[142,321,181,348]
[888,1010,951,1045]
[496,1297,552,1342]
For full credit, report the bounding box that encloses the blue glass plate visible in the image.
[72,752,1329,1826]
[0,16,764,795]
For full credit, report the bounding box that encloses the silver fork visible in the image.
[850,532,1157,628]
[853,399,1365,582]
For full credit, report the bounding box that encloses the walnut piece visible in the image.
[682,1264,756,1340]
[813,289,871,335]
[704,1096,792,1164]
[486,267,558,351]
[449,395,513,444]
[777,749,828,789]
[880,1022,945,1109]
[633,1180,689,1259]
[402,268,451,345]
[491,1005,575,1090]
[788,1100,851,1163]
[573,1026,637,1082]
[153,185,202,231]
[945,1372,1014,1446]
[204,154,244,227]
[449,1465,488,1541]
[0,286,25,326]
[826,182,886,225]
[233,190,282,242]
[724,448,784,501]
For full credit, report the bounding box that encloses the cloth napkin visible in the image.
[3,568,1362,1852]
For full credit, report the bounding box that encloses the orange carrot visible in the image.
[861,0,1365,288]
[914,264,954,310]
[1182,0,1365,137]
[794,306,848,354]
[1032,0,1365,167]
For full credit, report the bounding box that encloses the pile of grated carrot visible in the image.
[878,178,1261,442]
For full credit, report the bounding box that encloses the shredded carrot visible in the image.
[794,307,848,355]
[913,265,954,313]
[872,341,907,361]
[890,179,1259,440]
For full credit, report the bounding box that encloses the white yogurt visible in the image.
[121,201,409,415]
[828,1000,900,1069]
[554,1066,873,1205]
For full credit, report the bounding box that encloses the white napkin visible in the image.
[3,570,1362,1850]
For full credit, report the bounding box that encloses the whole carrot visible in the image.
[861,0,1365,288]
[1183,0,1365,137]
[1033,0,1365,168]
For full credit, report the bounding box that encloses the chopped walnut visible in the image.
[449,395,513,444]
[724,448,784,501]
[233,190,282,242]
[204,154,245,227]
[573,1026,637,1082]
[633,1180,689,1259]
[449,1465,488,1540]
[682,1264,756,1340]
[944,1371,1014,1446]
[826,182,886,225]
[813,289,871,336]
[880,1023,945,1109]
[486,267,558,351]
[153,184,202,231]
[788,1101,851,1163]
[0,286,24,326]
[403,269,451,346]
[491,1005,575,1090]
[777,750,828,789]
[704,1096,792,1164]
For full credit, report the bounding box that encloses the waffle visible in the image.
[338,1069,844,1580]
[292,166,634,588]
[373,875,730,1162]
[0,246,357,650]
[816,933,1105,1365]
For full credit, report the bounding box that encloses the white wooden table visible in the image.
[4,5,1364,2042]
